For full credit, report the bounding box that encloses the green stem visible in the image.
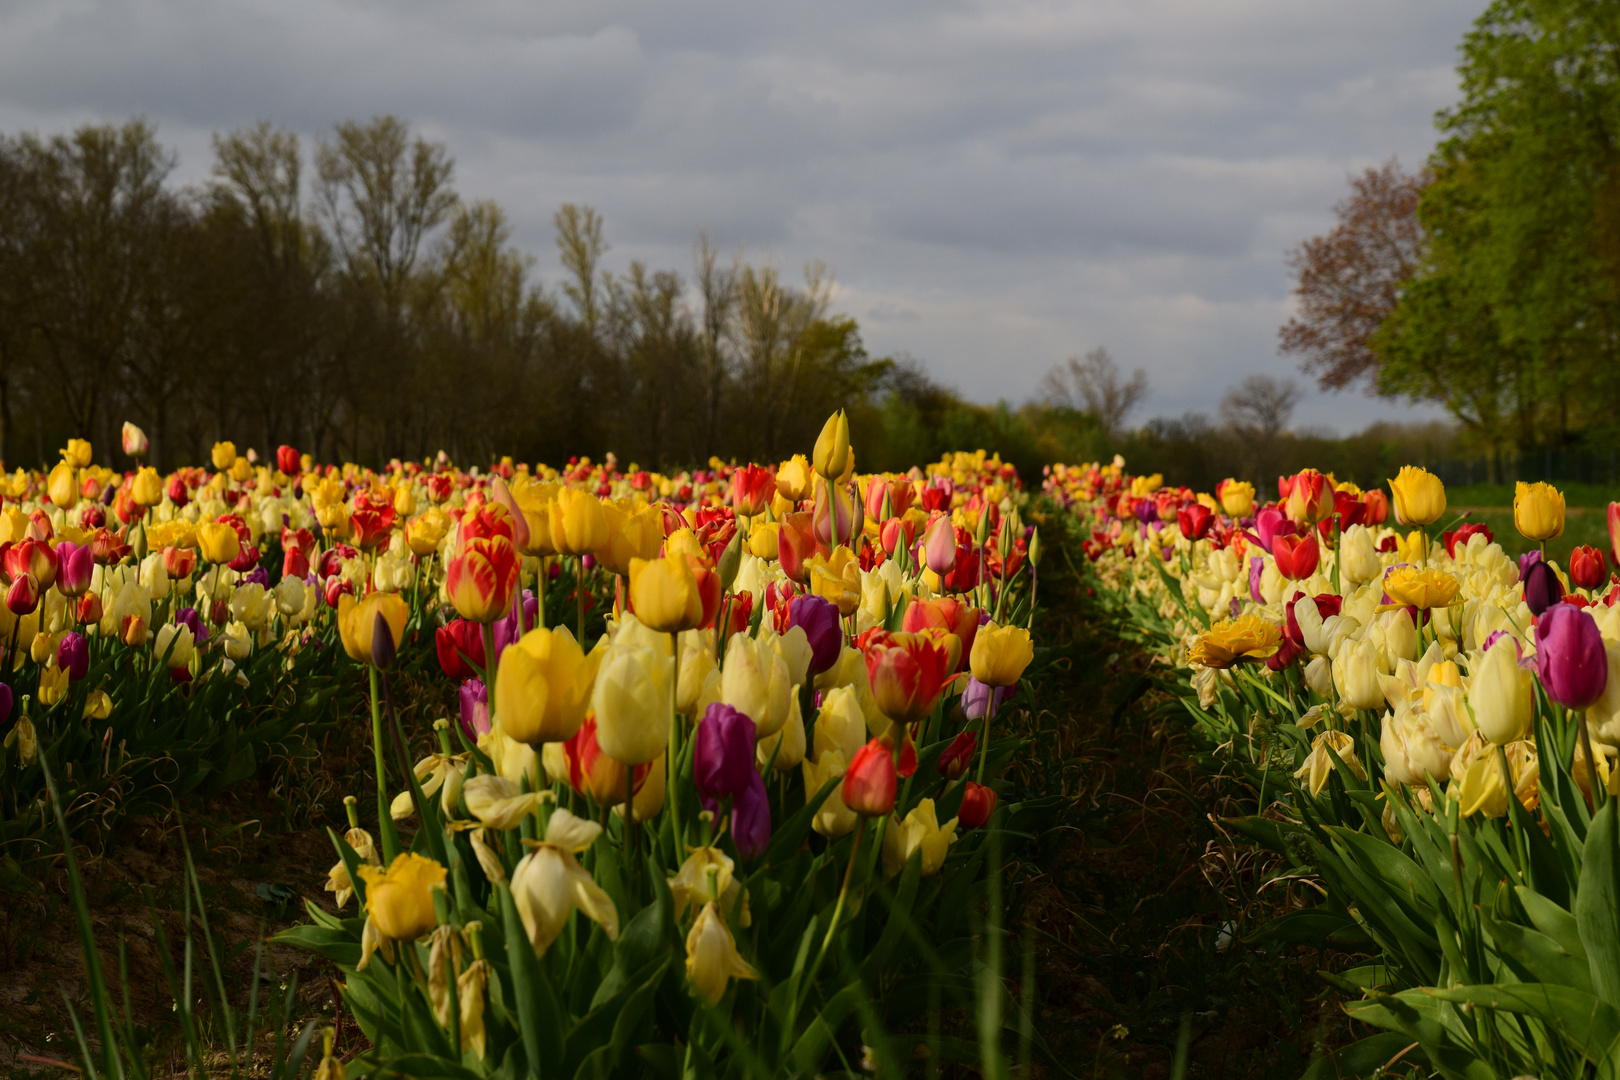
[668,630,682,846]
[975,693,1000,785]
[800,815,865,1011]
[576,556,586,644]
[371,666,401,861]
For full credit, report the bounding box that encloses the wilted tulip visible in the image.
[684,902,758,1006]
[357,853,445,947]
[509,810,618,957]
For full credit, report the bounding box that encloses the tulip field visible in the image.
[1057,459,1620,1078]
[10,417,1619,1078]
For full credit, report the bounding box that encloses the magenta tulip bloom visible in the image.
[459,678,490,739]
[55,541,94,598]
[1533,604,1608,710]
[731,770,772,859]
[57,632,88,681]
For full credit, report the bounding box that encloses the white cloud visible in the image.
[0,0,1480,434]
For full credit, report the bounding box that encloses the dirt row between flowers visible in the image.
[5,527,1356,1080]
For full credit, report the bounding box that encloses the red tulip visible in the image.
[958,781,997,830]
[1442,522,1493,558]
[842,738,898,817]
[166,474,190,509]
[1177,503,1214,542]
[730,464,776,517]
[1272,533,1320,580]
[937,728,978,781]
[282,545,309,580]
[276,445,301,476]
[6,574,39,615]
[1570,545,1608,591]
[1362,489,1390,525]
[1282,470,1331,524]
[436,620,486,681]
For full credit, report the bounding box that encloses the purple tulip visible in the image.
[962,676,1015,720]
[175,606,209,644]
[1134,500,1157,525]
[1249,556,1267,604]
[492,590,541,664]
[241,566,270,588]
[1519,549,1544,580]
[694,703,756,802]
[1251,507,1287,553]
[1533,604,1609,710]
[459,678,491,739]
[57,632,88,681]
[0,684,11,723]
[731,770,772,859]
[788,594,841,675]
[1523,560,1564,616]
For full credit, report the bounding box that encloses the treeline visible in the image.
[0,115,1072,476]
[1281,1,1620,466]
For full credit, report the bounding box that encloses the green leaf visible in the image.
[1577,798,1620,1008]
[1300,1033,1428,1080]
[1424,982,1620,1064]
[270,924,362,967]
[1478,907,1592,994]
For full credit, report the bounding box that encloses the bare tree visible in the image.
[694,231,737,459]
[1220,374,1302,438]
[555,203,607,337]
[1040,347,1149,439]
[1279,157,1429,392]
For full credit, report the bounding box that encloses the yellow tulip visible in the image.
[1456,739,1539,818]
[591,639,672,765]
[812,409,851,480]
[549,487,608,556]
[969,622,1034,688]
[1381,566,1460,611]
[197,521,241,564]
[211,441,237,471]
[494,626,600,745]
[882,797,958,878]
[776,455,812,502]
[154,622,195,669]
[38,664,69,706]
[508,476,559,556]
[684,902,758,1006]
[747,521,779,559]
[802,750,858,838]
[392,484,416,518]
[1389,466,1446,527]
[807,546,861,616]
[600,499,664,576]
[509,809,619,956]
[358,853,445,942]
[667,846,750,925]
[1187,615,1280,669]
[1514,481,1565,541]
[405,508,451,556]
[47,462,77,509]
[1218,480,1255,518]
[130,466,163,508]
[628,555,704,633]
[337,591,410,666]
[63,438,92,468]
[721,632,793,737]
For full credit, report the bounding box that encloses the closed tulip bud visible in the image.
[923,514,956,575]
[548,488,608,556]
[495,626,600,745]
[369,611,396,667]
[276,445,301,476]
[629,555,704,633]
[55,541,93,597]
[1570,545,1607,591]
[154,622,195,669]
[337,592,410,668]
[1471,636,1533,744]
[6,574,39,616]
[936,727,978,780]
[1332,639,1384,711]
[970,622,1033,688]
[357,853,445,943]
[812,410,851,480]
[1339,524,1380,585]
[77,593,102,625]
[1514,481,1566,542]
[47,462,77,509]
[447,536,521,623]
[721,632,793,737]
[1388,466,1446,527]
[958,781,997,830]
[1283,470,1331,524]
[1217,479,1255,518]
[592,639,672,765]
[121,614,149,647]
[1522,559,1564,616]
[57,632,88,681]
[121,422,148,457]
[130,467,163,508]
[1533,603,1608,711]
[842,737,897,816]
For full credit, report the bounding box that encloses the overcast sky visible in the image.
[0,0,1483,434]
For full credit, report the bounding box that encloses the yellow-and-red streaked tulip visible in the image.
[600,499,665,576]
[337,591,410,667]
[1514,481,1565,542]
[447,536,521,623]
[486,476,530,552]
[969,622,1034,687]
[1389,466,1446,527]
[130,466,163,508]
[549,487,608,556]
[197,521,241,565]
[730,465,776,517]
[865,630,958,725]
[494,626,601,745]
[1282,469,1331,524]
[6,538,58,590]
[47,462,77,509]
